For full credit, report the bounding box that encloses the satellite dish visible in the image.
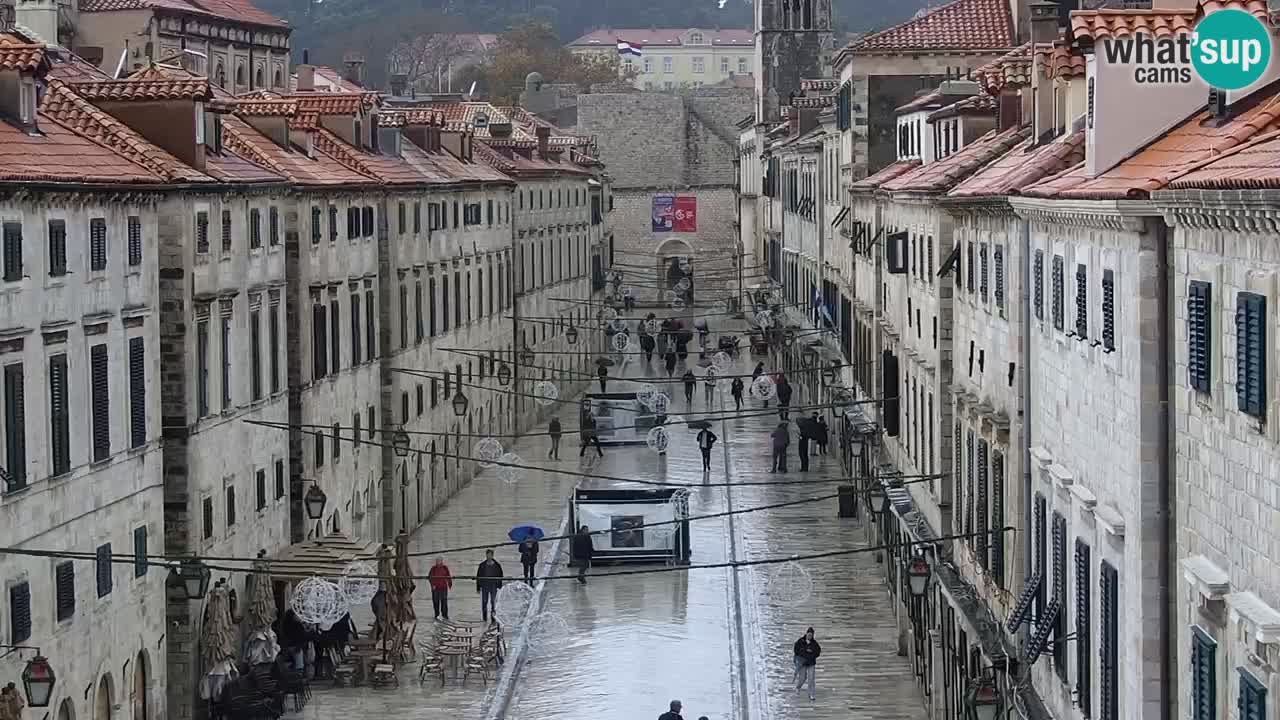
[467,81,477,99]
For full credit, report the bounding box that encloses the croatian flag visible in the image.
[617,40,642,57]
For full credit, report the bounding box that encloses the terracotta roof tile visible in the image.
[949,130,1086,198]
[78,0,288,29]
[222,115,374,186]
[1161,130,1280,189]
[40,80,211,183]
[289,93,375,116]
[792,95,834,108]
[0,34,45,72]
[1200,0,1269,21]
[896,91,946,114]
[851,159,921,191]
[849,0,1013,53]
[883,125,1032,193]
[378,109,443,128]
[313,129,428,185]
[1024,88,1280,199]
[1037,42,1085,80]
[928,93,998,121]
[232,99,299,117]
[71,77,212,101]
[801,79,838,91]
[45,49,112,82]
[404,140,514,184]
[976,42,1034,94]
[1069,9,1196,42]
[0,111,159,184]
[204,148,285,183]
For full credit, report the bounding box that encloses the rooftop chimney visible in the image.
[389,73,408,97]
[15,0,58,46]
[535,125,550,158]
[342,51,365,87]
[1029,0,1059,141]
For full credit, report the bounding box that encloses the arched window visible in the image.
[254,67,263,88]
[689,31,704,44]
[782,0,791,29]
[215,61,225,88]
[803,0,813,28]
[273,68,283,88]
[235,63,246,86]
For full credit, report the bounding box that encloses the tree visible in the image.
[389,32,481,93]
[471,21,636,104]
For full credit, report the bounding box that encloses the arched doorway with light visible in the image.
[131,651,148,720]
[655,238,695,305]
[95,673,114,720]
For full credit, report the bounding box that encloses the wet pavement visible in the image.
[285,339,925,720]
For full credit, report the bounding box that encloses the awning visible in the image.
[267,533,381,580]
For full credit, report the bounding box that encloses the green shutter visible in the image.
[1191,626,1216,720]
[1236,292,1266,418]
[1076,540,1093,718]
[1189,281,1212,392]
[1239,669,1266,720]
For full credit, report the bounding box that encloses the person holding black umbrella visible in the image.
[518,536,539,585]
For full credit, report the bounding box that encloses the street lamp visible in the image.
[967,675,1002,720]
[784,328,797,348]
[167,556,212,601]
[392,429,411,457]
[21,654,55,707]
[303,483,328,521]
[831,387,854,418]
[906,554,931,597]
[867,482,889,516]
[565,323,579,345]
[451,389,469,417]
[822,362,839,386]
[519,346,535,367]
[497,362,512,386]
[802,345,819,369]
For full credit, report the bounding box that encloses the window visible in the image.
[95,543,112,597]
[399,284,408,348]
[413,202,421,234]
[332,423,340,460]
[129,337,145,448]
[994,245,1004,309]
[269,207,279,246]
[47,220,66,276]
[454,271,461,327]
[966,242,975,292]
[314,431,324,468]
[1099,560,1119,720]
[979,243,989,301]
[401,392,409,424]
[346,207,358,239]
[442,275,450,333]
[643,57,653,73]
[1034,493,1046,617]
[1033,250,1043,320]
[329,298,340,372]
[1102,269,1115,351]
[197,319,209,416]
[1239,670,1266,720]
[416,384,424,416]
[249,310,262,401]
[2,363,23,490]
[1188,281,1212,393]
[54,561,74,621]
[1236,292,1266,418]
[487,199,494,226]
[1186,629,1216,720]
[274,459,284,499]
[362,207,374,237]
[220,209,231,253]
[89,218,107,271]
[689,31,704,43]
[1076,539,1093,718]
[738,56,748,73]
[1052,255,1064,330]
[415,281,424,343]
[398,202,406,234]
[127,216,142,266]
[129,526,147,579]
[692,56,705,73]
[247,208,261,249]
[312,300,328,380]
[720,57,729,74]
[202,496,213,539]
[365,289,375,359]
[269,303,280,394]
[990,452,1004,585]
[663,56,673,73]
[49,354,69,476]
[220,311,232,409]
[367,405,375,439]
[351,294,362,365]
[311,206,322,244]
[8,582,29,642]
[975,439,989,568]
[1075,264,1088,338]
[225,484,236,526]
[2,223,22,283]
[1052,512,1068,682]
[197,211,210,253]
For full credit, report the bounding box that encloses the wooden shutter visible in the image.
[351,294,362,365]
[90,344,109,461]
[329,299,340,371]
[1102,269,1116,351]
[1075,264,1088,338]
[954,424,963,519]
[248,208,261,248]
[127,216,142,266]
[1035,493,1047,616]
[1052,255,1064,330]
[398,202,406,234]
[274,459,284,499]
[979,243,988,301]
[129,337,145,449]
[975,439,989,568]
[1076,540,1092,718]
[269,206,279,246]
[133,525,147,577]
[3,363,24,489]
[1053,513,1068,681]
[1236,292,1266,418]
[413,201,421,233]
[1034,250,1044,320]
[2,222,22,282]
[47,219,66,276]
[312,302,327,379]
[1100,560,1119,720]
[362,206,374,236]
[90,218,107,270]
[365,289,375,358]
[994,245,1005,309]
[991,452,1005,586]
[269,304,280,393]
[49,354,69,475]
[967,242,975,292]
[95,543,112,597]
[220,209,231,252]
[965,431,975,542]
[311,206,321,244]
[1239,669,1265,720]
[249,311,262,401]
[197,211,210,253]
[225,485,236,526]
[8,581,30,642]
[1189,281,1212,392]
[54,561,74,621]
[1190,626,1215,720]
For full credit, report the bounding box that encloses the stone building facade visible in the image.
[752,0,833,122]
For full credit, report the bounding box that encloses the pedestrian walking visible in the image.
[798,430,810,472]
[665,351,678,378]
[579,414,604,457]
[683,369,696,403]
[752,361,765,380]
[731,376,744,411]
[770,422,790,473]
[548,417,562,459]
[571,525,594,584]
[641,329,655,363]
[776,374,793,420]
[518,537,539,585]
[658,700,684,720]
[794,627,822,700]
[697,427,718,472]
[703,371,715,406]
[814,413,829,455]
[427,557,452,620]
[475,549,504,623]
[598,364,609,393]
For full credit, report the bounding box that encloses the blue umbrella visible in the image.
[508,525,545,542]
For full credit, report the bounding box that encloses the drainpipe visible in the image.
[1018,213,1033,660]
[1155,217,1173,720]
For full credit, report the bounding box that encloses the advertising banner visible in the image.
[652,195,674,232]
[653,195,697,233]
[673,196,697,232]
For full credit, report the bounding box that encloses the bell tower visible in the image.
[754,0,833,121]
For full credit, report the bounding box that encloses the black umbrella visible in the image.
[686,420,712,430]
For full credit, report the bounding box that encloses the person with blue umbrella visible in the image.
[509,525,544,585]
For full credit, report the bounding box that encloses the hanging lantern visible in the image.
[822,362,839,386]
[967,676,1002,720]
[802,346,819,368]
[497,362,512,386]
[566,324,579,345]
[392,429,411,457]
[519,346,535,367]
[168,556,212,601]
[867,482,888,516]
[303,484,328,520]
[906,554,931,597]
[784,328,797,347]
[831,387,855,417]
[21,655,55,707]
[452,389,469,417]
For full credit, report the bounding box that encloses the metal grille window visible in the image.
[49,354,69,476]
[1052,255,1064,330]
[47,220,66,276]
[1239,670,1266,720]
[220,209,232,252]
[248,208,261,249]
[1236,292,1267,418]
[991,452,1004,586]
[979,243,989,302]
[198,211,211,253]
[1075,264,1088,338]
[95,543,112,597]
[1102,269,1115,350]
[54,561,74,621]
[1034,493,1047,616]
[8,581,30,642]
[1034,250,1044,320]
[975,439,989,568]
[1190,627,1215,720]
[269,207,279,246]
[3,222,24,283]
[127,216,142,266]
[1189,281,1212,392]
[1076,540,1093,718]
[994,245,1005,309]
[1099,560,1119,720]
[1053,512,1068,682]
[89,218,107,271]
[128,337,145,448]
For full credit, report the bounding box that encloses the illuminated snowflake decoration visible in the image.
[751,375,777,401]
[636,383,658,408]
[671,297,686,310]
[755,310,774,329]
[646,425,671,454]
[609,318,628,333]
[612,331,632,352]
[644,318,660,335]
[474,437,504,467]
[494,581,536,627]
[621,285,633,297]
[669,488,692,519]
[532,380,560,407]
[761,558,814,608]
[339,561,379,607]
[650,392,671,415]
[290,577,348,627]
[601,307,619,324]
[496,452,523,485]
[679,257,692,272]
[712,352,733,373]
[525,612,570,658]
[675,277,692,292]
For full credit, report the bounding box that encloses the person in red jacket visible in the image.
[427,557,452,621]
